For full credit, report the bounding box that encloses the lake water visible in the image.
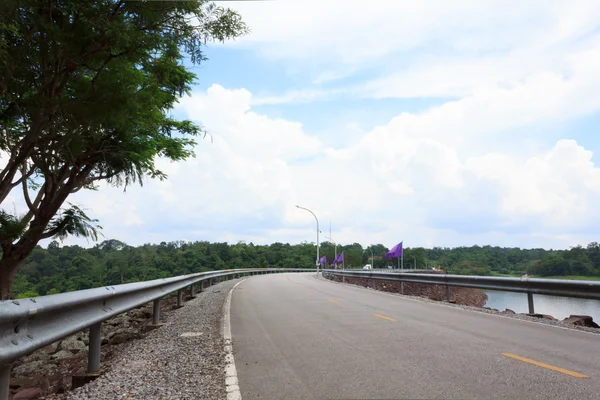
[485,290,600,322]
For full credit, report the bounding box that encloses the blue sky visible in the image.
[60,0,600,251]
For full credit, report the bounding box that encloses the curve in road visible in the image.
[230,273,600,399]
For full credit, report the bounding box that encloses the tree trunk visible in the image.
[0,257,21,300]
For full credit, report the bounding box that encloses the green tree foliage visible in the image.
[11,239,318,298]
[11,240,600,299]
[0,0,248,298]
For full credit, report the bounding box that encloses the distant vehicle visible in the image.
[363,264,372,270]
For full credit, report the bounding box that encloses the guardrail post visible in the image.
[153,299,161,325]
[445,285,450,302]
[88,322,102,373]
[177,289,183,307]
[401,281,404,295]
[527,292,535,314]
[1,364,10,400]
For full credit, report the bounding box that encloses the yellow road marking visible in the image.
[373,313,396,322]
[501,353,589,379]
[328,299,340,305]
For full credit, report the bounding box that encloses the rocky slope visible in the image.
[326,273,488,307]
[9,295,181,399]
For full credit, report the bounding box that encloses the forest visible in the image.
[9,239,600,299]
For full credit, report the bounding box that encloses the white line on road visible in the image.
[223,280,245,400]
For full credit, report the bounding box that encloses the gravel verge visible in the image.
[321,275,600,335]
[59,279,241,400]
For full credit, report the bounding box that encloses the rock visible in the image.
[44,341,60,355]
[108,328,140,345]
[107,327,139,340]
[106,314,126,327]
[13,387,43,400]
[109,334,128,345]
[9,377,37,389]
[47,374,70,394]
[526,313,557,321]
[71,372,100,390]
[563,315,600,328]
[503,309,516,314]
[12,360,52,377]
[58,336,87,354]
[128,308,147,320]
[51,350,76,360]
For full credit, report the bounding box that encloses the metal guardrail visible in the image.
[344,268,432,273]
[323,269,600,310]
[0,268,313,399]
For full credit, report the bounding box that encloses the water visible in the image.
[485,290,600,322]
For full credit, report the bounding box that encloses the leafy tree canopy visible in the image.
[10,240,600,299]
[0,0,248,298]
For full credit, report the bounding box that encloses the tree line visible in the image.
[10,239,600,299]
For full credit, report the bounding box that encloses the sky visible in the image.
[36,1,600,249]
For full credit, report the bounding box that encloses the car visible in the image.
[363,264,372,270]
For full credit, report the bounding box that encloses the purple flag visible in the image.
[319,256,327,265]
[385,242,403,259]
[330,252,344,266]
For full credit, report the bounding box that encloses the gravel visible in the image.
[324,275,600,335]
[61,279,240,400]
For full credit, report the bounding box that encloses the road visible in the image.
[230,273,600,399]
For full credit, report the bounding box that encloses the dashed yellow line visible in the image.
[328,299,340,305]
[373,313,396,322]
[501,353,589,379]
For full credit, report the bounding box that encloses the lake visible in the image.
[485,290,600,322]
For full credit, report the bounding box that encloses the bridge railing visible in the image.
[0,268,314,399]
[323,268,600,311]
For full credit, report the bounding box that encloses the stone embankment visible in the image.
[324,271,600,332]
[326,271,488,307]
[9,281,237,400]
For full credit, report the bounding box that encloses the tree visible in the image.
[0,0,248,299]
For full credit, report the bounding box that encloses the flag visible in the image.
[319,256,327,265]
[330,252,344,266]
[384,242,403,259]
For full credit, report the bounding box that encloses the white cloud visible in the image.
[220,0,600,109]
[12,80,600,250]
[4,1,600,251]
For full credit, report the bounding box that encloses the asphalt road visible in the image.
[230,273,600,399]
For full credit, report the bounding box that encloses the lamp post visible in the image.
[325,235,337,267]
[295,205,320,275]
[411,255,416,270]
[364,247,374,269]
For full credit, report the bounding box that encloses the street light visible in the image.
[364,247,374,269]
[295,205,320,275]
[325,235,337,264]
[411,255,416,270]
